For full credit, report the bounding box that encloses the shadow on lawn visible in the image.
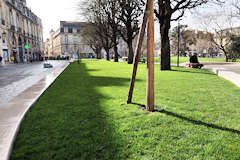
[11,62,130,160]
[159,109,240,135]
[171,69,216,76]
[132,103,240,135]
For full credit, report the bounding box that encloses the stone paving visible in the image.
[0,60,68,106]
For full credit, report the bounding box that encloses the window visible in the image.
[2,32,6,43]
[22,19,24,32]
[26,20,29,34]
[30,23,32,34]
[68,28,72,33]
[16,15,20,28]
[60,27,64,33]
[73,36,78,44]
[64,35,68,44]
[9,10,13,25]
[5,7,8,24]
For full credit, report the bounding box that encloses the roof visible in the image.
[60,21,89,28]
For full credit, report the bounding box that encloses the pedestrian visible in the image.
[0,54,2,65]
[189,53,204,69]
[10,56,14,62]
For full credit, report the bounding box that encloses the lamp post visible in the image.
[177,20,181,67]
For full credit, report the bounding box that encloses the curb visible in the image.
[0,62,70,160]
[205,67,240,88]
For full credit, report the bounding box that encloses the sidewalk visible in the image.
[170,62,240,88]
[0,62,69,160]
[168,62,240,88]
[203,63,240,88]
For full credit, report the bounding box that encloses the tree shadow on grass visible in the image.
[132,103,240,135]
[11,62,131,160]
[86,69,101,72]
[159,109,240,135]
[170,69,216,76]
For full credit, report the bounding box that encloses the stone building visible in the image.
[45,21,94,59]
[0,0,43,64]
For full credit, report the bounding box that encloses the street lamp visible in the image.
[177,19,181,67]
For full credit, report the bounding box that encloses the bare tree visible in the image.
[154,0,223,70]
[81,24,103,59]
[79,0,119,61]
[232,0,240,16]
[95,18,115,61]
[101,0,121,62]
[200,12,235,62]
[118,0,145,64]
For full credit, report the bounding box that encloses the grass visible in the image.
[154,57,239,63]
[11,61,240,159]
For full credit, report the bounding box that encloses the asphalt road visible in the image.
[0,60,68,106]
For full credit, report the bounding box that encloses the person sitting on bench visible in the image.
[189,53,204,69]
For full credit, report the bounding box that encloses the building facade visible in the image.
[0,0,43,64]
[45,21,94,59]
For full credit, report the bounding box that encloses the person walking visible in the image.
[0,54,3,66]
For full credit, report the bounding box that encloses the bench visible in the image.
[122,57,145,63]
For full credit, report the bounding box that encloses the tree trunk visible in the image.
[77,50,81,64]
[222,47,228,62]
[96,48,101,59]
[113,33,119,62]
[127,40,134,64]
[224,51,229,62]
[113,44,118,62]
[160,18,171,70]
[146,0,155,111]
[105,48,110,61]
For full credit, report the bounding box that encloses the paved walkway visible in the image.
[0,61,69,160]
[202,62,240,87]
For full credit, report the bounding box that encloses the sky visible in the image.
[26,0,239,42]
[27,0,81,40]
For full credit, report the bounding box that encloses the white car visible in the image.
[43,63,53,68]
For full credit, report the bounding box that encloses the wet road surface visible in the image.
[0,60,68,106]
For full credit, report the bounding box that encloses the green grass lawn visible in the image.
[154,57,237,63]
[11,61,240,159]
